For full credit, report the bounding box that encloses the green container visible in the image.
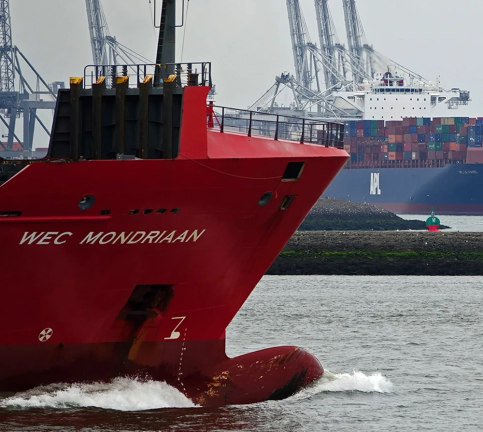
[371,120,378,128]
[454,117,463,125]
[442,125,450,133]
[435,142,443,151]
[388,143,396,152]
[371,128,378,137]
[435,125,444,133]
[427,142,436,151]
[417,118,424,126]
[442,133,451,142]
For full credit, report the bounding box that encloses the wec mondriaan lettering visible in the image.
[19,230,206,245]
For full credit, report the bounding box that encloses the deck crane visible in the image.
[0,0,57,153]
[85,0,151,66]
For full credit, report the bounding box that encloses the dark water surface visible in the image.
[1,276,482,431]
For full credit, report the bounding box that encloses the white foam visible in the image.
[290,370,393,400]
[1,377,196,411]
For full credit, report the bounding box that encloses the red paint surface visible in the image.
[0,86,347,405]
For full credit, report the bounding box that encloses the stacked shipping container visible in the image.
[343,117,483,167]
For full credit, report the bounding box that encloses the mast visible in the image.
[155,0,176,82]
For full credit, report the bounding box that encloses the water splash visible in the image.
[291,370,393,400]
[0,377,196,411]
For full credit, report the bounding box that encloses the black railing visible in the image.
[83,62,212,90]
[207,106,344,148]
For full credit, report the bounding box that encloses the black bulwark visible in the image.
[48,74,183,161]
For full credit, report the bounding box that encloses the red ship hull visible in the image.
[0,86,347,405]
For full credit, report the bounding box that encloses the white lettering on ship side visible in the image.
[370,173,382,196]
[19,230,206,245]
[164,316,186,340]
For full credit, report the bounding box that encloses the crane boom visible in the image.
[342,0,365,83]
[286,0,312,89]
[314,0,342,88]
[0,0,15,92]
[85,0,110,65]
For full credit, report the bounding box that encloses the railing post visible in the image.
[275,115,279,141]
[221,107,225,133]
[300,118,305,144]
[310,124,313,143]
[248,111,253,137]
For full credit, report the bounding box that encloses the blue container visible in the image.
[396,143,403,152]
[409,125,417,134]
[435,133,442,142]
[350,128,357,137]
[404,151,412,160]
[363,128,371,137]
[449,133,457,142]
[457,135,468,144]
[423,118,431,126]
[476,119,483,126]
[418,134,426,143]
[461,117,470,125]
[428,133,436,143]
[350,153,357,162]
[364,120,372,128]
[357,153,364,162]
[467,126,476,135]
[476,126,483,135]
[476,134,483,143]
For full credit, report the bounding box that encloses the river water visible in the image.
[398,214,483,232]
[1,275,481,431]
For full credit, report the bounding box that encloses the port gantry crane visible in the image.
[85,0,151,67]
[250,0,356,118]
[0,0,58,154]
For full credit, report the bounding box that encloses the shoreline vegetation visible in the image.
[268,198,483,276]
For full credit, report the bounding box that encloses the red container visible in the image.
[395,152,404,160]
[432,118,442,125]
[442,142,450,151]
[449,125,457,133]
[428,150,436,160]
[418,143,428,151]
[467,148,483,163]
[436,151,444,160]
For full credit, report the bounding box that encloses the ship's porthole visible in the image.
[259,192,273,207]
[170,208,180,214]
[78,195,95,210]
[144,209,153,214]
[129,209,139,215]
[101,209,111,215]
[157,209,167,214]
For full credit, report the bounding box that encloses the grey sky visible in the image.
[10,0,483,117]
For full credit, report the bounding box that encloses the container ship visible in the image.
[323,72,483,214]
[0,1,347,406]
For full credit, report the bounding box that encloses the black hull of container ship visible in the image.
[323,163,483,215]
